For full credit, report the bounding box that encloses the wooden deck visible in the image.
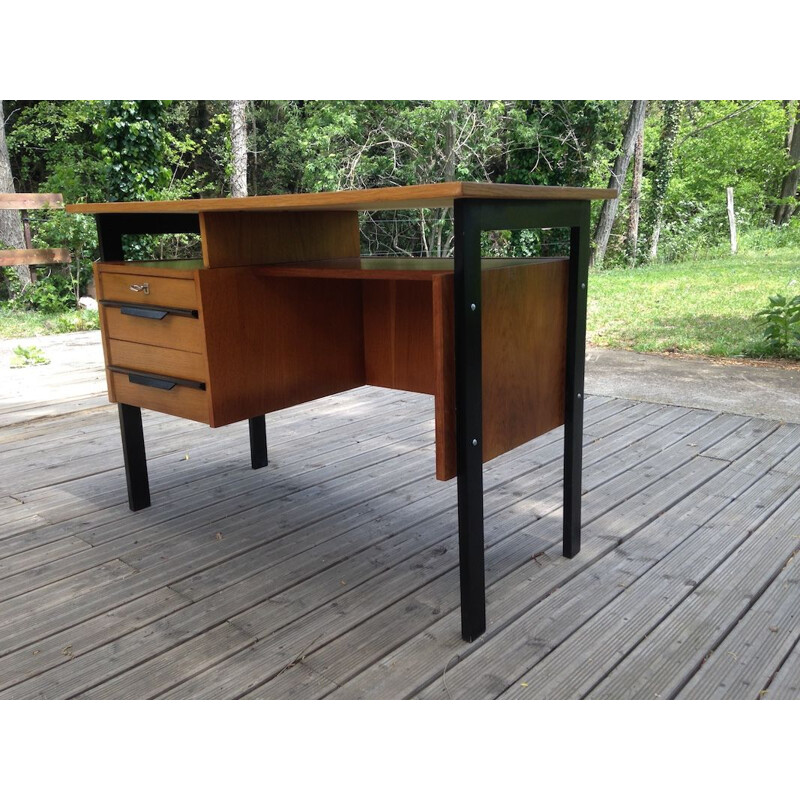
[1,349,799,700]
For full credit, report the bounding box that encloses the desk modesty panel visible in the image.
[69,182,615,642]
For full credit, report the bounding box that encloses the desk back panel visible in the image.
[198,268,366,427]
[199,210,360,268]
[362,280,437,395]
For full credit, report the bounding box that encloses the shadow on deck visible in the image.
[1,345,799,699]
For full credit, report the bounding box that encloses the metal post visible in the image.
[249,416,268,469]
[96,215,124,261]
[454,199,486,642]
[118,403,151,511]
[451,198,591,638]
[563,203,591,557]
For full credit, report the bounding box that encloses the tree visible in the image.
[230,100,248,197]
[0,102,31,296]
[773,101,800,225]
[642,100,684,260]
[625,124,645,265]
[591,100,647,265]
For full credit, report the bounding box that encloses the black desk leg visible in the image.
[249,416,268,469]
[454,200,486,642]
[563,205,591,558]
[118,403,151,511]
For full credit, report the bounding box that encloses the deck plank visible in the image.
[587,483,800,699]
[324,420,768,700]
[3,376,800,701]
[677,545,800,700]
[161,410,736,699]
[0,398,670,698]
[763,635,800,700]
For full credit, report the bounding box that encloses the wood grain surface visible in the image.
[199,210,360,267]
[67,182,616,215]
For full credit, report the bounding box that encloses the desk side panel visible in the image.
[482,258,568,464]
[198,268,366,427]
[434,259,569,480]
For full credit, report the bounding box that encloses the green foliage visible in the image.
[0,307,99,338]
[50,308,99,333]
[21,273,76,314]
[755,293,800,354]
[3,99,799,281]
[97,101,171,201]
[11,344,50,367]
[5,100,106,202]
[739,218,800,253]
[664,101,789,253]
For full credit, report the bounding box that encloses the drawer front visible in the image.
[100,271,197,309]
[109,370,209,423]
[103,305,204,353]
[107,340,207,383]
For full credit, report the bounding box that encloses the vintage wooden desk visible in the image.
[67,182,615,641]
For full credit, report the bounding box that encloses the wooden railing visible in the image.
[0,193,71,266]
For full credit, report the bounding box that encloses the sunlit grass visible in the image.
[587,249,800,359]
[0,308,99,339]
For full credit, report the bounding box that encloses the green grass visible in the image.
[2,250,799,361]
[587,249,800,360]
[0,307,99,339]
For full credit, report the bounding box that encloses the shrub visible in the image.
[23,273,77,314]
[755,293,800,355]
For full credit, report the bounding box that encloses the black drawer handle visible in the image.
[109,367,206,391]
[128,373,176,391]
[100,300,198,319]
[121,306,168,320]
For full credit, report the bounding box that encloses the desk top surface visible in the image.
[66,182,616,215]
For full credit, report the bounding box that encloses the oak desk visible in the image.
[67,182,615,642]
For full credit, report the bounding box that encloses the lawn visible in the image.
[587,249,800,359]
[2,250,799,362]
[0,307,99,339]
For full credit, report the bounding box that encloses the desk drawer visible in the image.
[109,369,209,423]
[107,339,207,383]
[102,305,204,353]
[100,271,197,309]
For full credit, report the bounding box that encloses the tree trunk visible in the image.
[0,102,31,296]
[727,187,737,254]
[644,100,685,261]
[592,100,647,266]
[773,101,800,226]
[230,100,248,198]
[625,126,644,266]
[438,105,458,257]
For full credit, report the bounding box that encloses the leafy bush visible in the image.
[739,218,800,253]
[22,273,76,313]
[755,293,800,355]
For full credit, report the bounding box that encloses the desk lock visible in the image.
[129,282,150,294]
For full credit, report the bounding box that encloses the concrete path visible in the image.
[2,331,799,424]
[586,346,800,424]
